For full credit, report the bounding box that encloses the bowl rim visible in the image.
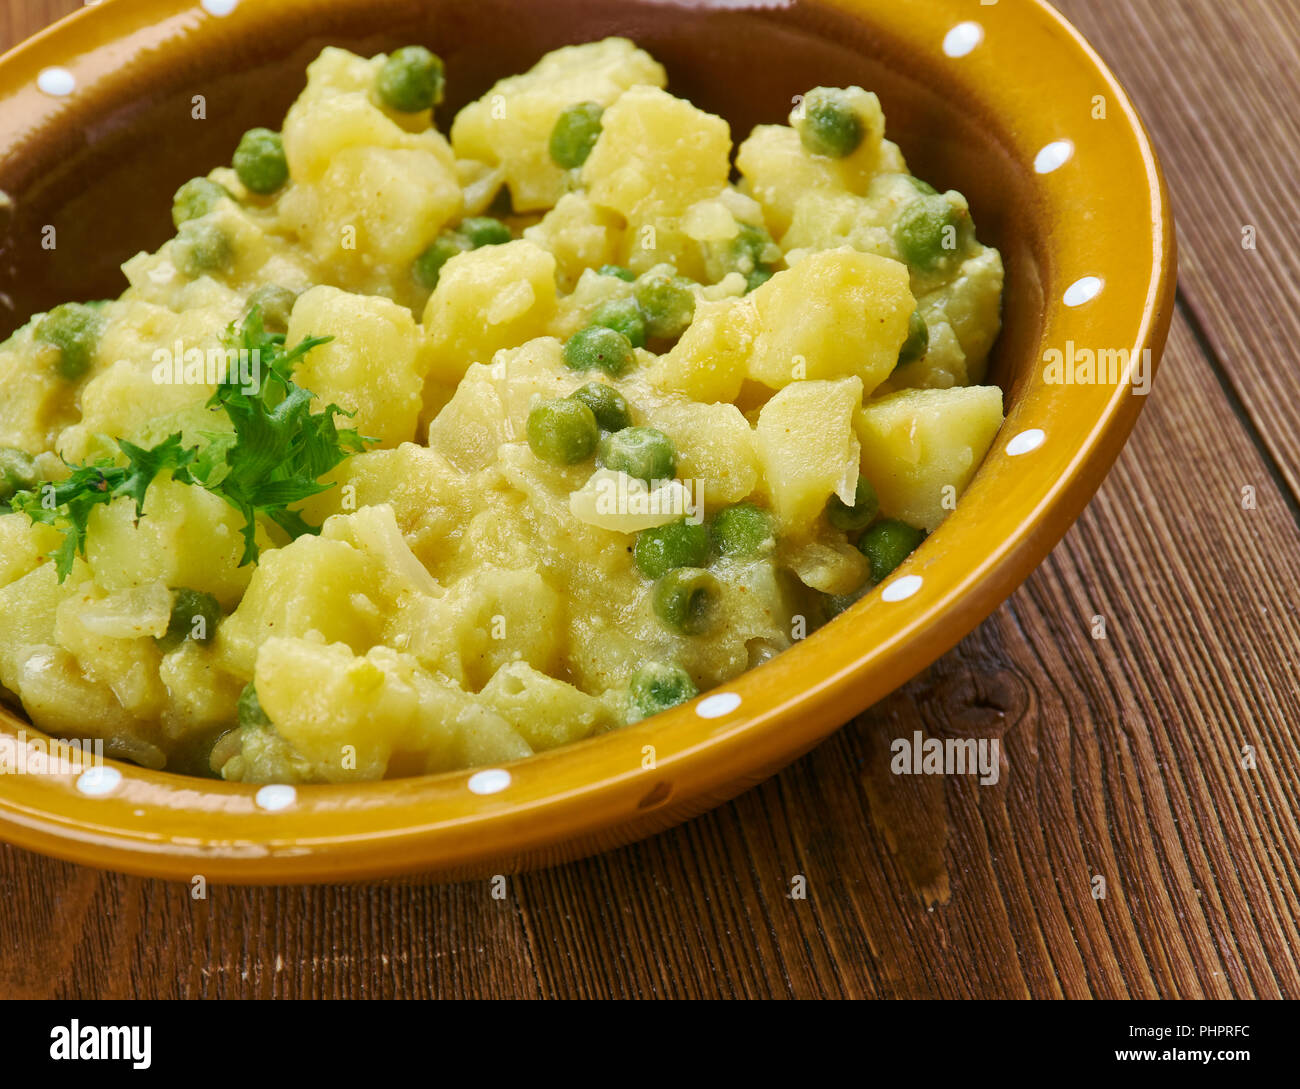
[0,0,1176,882]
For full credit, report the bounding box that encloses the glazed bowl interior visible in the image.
[0,0,1172,882]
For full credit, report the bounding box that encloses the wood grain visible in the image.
[1,0,1298,999]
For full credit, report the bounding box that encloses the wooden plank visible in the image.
[1,0,1298,1001]
[1053,0,1300,500]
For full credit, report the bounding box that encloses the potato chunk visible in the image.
[215,534,388,676]
[649,295,758,404]
[421,241,558,386]
[479,661,615,751]
[748,249,913,394]
[650,399,760,508]
[451,38,666,212]
[582,86,732,220]
[253,638,533,782]
[855,386,1004,531]
[755,377,863,529]
[86,479,263,609]
[286,285,425,448]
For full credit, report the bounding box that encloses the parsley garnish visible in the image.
[7,435,195,582]
[4,308,373,579]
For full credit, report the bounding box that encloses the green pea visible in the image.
[0,446,39,504]
[824,587,869,620]
[627,662,698,721]
[858,518,926,583]
[894,196,962,270]
[173,219,233,277]
[569,382,632,433]
[711,503,774,559]
[896,310,930,369]
[35,302,104,379]
[652,567,721,636]
[236,682,270,729]
[826,478,880,532]
[798,88,864,158]
[590,297,647,349]
[549,101,604,169]
[460,216,512,248]
[245,284,298,334]
[157,588,222,653]
[171,177,229,228]
[598,264,636,282]
[377,45,446,113]
[634,269,696,339]
[527,397,600,465]
[414,233,468,289]
[634,520,710,580]
[597,426,675,483]
[729,223,778,293]
[233,128,288,195]
[35,302,104,381]
[563,325,635,377]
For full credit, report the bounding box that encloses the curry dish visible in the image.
[0,40,1004,783]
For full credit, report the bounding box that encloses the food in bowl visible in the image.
[0,37,1004,784]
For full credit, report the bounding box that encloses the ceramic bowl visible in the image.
[0,0,1175,882]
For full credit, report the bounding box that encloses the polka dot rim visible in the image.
[696,692,742,719]
[1034,140,1074,174]
[76,766,121,796]
[881,575,924,603]
[36,67,76,96]
[1064,276,1104,307]
[1006,429,1046,456]
[467,768,511,795]
[254,784,296,811]
[943,22,984,58]
[200,0,240,15]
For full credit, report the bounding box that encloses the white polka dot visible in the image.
[1064,276,1103,307]
[467,768,511,795]
[1006,428,1046,456]
[76,765,121,796]
[696,692,742,719]
[1034,140,1074,174]
[254,784,296,811]
[37,67,76,96]
[200,0,240,15]
[943,22,984,57]
[881,575,923,602]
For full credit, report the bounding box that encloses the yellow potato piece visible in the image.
[85,480,264,610]
[215,534,388,677]
[287,285,425,448]
[421,241,558,387]
[451,38,666,212]
[649,295,758,404]
[650,399,760,507]
[748,249,914,394]
[855,386,1004,532]
[755,376,863,529]
[583,86,732,220]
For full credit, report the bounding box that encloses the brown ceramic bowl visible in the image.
[0,0,1174,882]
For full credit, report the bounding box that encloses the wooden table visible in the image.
[2,0,1298,1000]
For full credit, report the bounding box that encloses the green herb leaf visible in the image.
[11,307,374,579]
[6,436,194,582]
[175,308,371,566]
